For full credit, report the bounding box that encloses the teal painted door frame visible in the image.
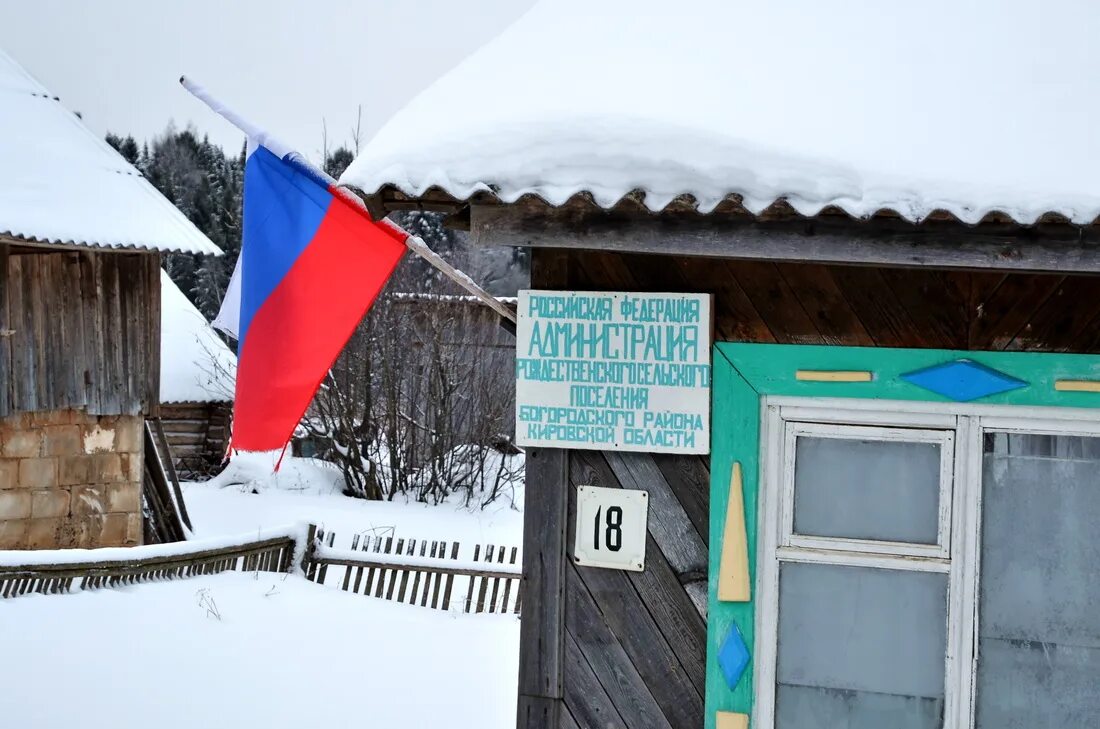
[705,343,1100,727]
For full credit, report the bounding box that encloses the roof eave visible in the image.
[352,183,1100,233]
[0,232,223,256]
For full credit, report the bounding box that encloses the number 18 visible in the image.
[593,505,623,552]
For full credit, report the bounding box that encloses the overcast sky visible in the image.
[0,0,533,162]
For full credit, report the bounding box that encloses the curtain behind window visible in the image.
[976,433,1100,727]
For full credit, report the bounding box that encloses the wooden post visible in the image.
[142,422,187,543]
[300,523,318,577]
[0,243,11,417]
[516,447,568,728]
[152,416,192,531]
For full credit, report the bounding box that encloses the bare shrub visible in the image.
[298,259,519,507]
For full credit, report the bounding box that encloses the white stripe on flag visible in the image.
[212,254,242,340]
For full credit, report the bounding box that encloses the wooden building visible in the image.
[342,2,1100,728]
[159,271,236,479]
[0,49,221,548]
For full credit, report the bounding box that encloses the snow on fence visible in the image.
[0,526,303,598]
[306,527,522,615]
[0,523,523,615]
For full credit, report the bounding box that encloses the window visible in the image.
[776,562,948,729]
[975,432,1100,726]
[755,403,1100,729]
[784,423,954,556]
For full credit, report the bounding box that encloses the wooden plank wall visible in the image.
[520,250,711,729]
[0,244,11,415]
[558,250,1100,353]
[388,295,517,441]
[0,246,160,417]
[158,402,231,478]
[521,247,1100,728]
[564,451,709,729]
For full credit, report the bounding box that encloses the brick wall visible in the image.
[0,410,143,549]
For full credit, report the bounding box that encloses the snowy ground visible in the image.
[0,453,525,729]
[0,571,519,728]
[183,452,524,550]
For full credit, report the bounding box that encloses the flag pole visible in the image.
[179,75,517,326]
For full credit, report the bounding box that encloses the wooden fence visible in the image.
[0,524,522,615]
[0,533,296,599]
[306,527,521,614]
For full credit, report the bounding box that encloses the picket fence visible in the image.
[0,523,522,615]
[307,527,522,614]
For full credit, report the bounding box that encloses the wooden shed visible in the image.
[342,2,1100,728]
[0,48,221,549]
[159,271,236,479]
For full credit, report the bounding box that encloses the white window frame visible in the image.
[781,421,955,559]
[752,396,1100,729]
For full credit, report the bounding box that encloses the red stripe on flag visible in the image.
[232,203,406,452]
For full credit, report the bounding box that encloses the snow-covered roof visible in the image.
[390,292,518,305]
[160,270,236,404]
[342,0,1100,227]
[0,49,222,254]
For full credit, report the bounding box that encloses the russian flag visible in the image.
[227,144,406,452]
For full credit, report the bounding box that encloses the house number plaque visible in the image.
[573,485,649,571]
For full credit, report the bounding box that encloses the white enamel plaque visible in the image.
[515,290,712,454]
[573,485,649,571]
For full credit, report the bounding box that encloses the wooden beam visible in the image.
[152,417,192,531]
[0,233,164,256]
[516,694,561,729]
[516,448,568,727]
[0,243,9,416]
[471,205,1100,274]
[516,248,570,729]
[145,253,162,417]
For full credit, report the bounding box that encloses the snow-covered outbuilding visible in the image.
[0,48,221,550]
[342,2,1100,728]
[159,271,236,479]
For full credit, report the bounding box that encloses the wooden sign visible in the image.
[515,290,712,454]
[573,485,649,571]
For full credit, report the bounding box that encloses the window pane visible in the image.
[976,433,1100,728]
[794,436,942,544]
[776,562,947,729]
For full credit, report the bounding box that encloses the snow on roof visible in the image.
[160,270,236,404]
[342,0,1100,226]
[390,292,518,305]
[0,49,222,254]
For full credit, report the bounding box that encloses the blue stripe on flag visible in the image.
[239,145,333,345]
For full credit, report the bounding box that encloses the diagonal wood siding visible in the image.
[0,245,160,417]
[564,451,709,729]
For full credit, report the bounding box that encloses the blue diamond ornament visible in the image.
[717,623,751,689]
[901,359,1026,402]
